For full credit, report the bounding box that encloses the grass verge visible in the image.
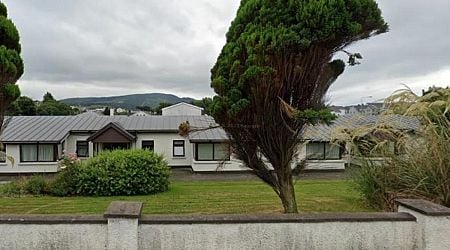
[0,179,374,214]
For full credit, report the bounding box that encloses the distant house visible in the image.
[161,102,203,116]
[0,103,419,174]
[131,111,150,117]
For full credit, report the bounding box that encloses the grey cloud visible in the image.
[3,0,450,104]
[329,0,450,104]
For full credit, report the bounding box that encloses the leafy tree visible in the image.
[5,100,18,115]
[136,105,153,112]
[103,106,111,116]
[0,1,23,131]
[14,96,37,115]
[42,92,55,102]
[37,92,76,116]
[211,0,387,213]
[192,97,213,115]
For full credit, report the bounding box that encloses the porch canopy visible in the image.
[87,122,136,143]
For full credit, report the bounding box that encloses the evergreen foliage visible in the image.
[0,1,23,130]
[211,0,387,213]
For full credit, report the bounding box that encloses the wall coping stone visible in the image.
[0,215,106,224]
[397,199,450,216]
[139,212,416,224]
[104,201,143,219]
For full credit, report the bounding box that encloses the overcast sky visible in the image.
[4,0,450,105]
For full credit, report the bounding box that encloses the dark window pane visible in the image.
[142,140,154,151]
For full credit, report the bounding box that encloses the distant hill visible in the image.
[61,93,196,110]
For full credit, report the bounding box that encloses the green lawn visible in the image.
[0,179,374,214]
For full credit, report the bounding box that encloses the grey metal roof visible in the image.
[301,114,421,142]
[188,127,228,142]
[1,115,216,143]
[188,114,421,142]
[0,114,420,143]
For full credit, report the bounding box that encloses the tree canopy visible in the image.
[211,0,387,213]
[37,92,77,116]
[0,1,23,130]
[8,96,36,116]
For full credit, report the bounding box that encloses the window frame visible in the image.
[195,142,231,161]
[142,140,155,151]
[20,143,58,162]
[172,140,185,157]
[76,141,89,157]
[0,145,5,163]
[306,142,341,160]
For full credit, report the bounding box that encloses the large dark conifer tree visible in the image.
[0,1,23,131]
[211,0,387,213]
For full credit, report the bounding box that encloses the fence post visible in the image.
[397,199,450,250]
[104,201,143,250]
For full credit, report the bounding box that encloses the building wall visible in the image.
[162,103,202,116]
[0,144,59,173]
[136,133,192,166]
[2,134,344,173]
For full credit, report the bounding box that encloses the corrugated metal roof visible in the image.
[188,114,421,142]
[0,114,420,143]
[1,115,216,143]
[301,114,421,141]
[188,127,228,142]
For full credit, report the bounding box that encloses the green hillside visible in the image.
[61,93,195,109]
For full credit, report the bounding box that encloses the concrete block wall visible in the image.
[0,199,449,250]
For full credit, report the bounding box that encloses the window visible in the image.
[195,143,230,161]
[20,144,57,162]
[142,140,154,151]
[173,140,185,157]
[306,142,341,160]
[76,141,89,157]
[0,145,5,162]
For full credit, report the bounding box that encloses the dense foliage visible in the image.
[77,150,170,196]
[1,176,49,197]
[0,1,23,130]
[341,87,450,210]
[7,92,79,116]
[49,155,81,196]
[6,96,36,115]
[210,0,387,213]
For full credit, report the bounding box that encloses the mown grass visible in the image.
[0,179,374,214]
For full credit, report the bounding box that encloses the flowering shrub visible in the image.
[50,154,81,196]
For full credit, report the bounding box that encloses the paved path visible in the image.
[170,168,348,181]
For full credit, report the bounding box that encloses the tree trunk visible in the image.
[278,174,298,213]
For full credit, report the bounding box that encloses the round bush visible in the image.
[77,149,170,196]
[25,176,48,195]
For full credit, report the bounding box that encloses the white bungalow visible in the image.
[0,103,419,174]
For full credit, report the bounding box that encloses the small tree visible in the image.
[15,96,37,115]
[211,0,387,213]
[103,106,111,116]
[0,1,23,130]
[42,92,56,102]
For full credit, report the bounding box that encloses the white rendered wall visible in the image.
[136,133,192,167]
[139,220,417,250]
[162,104,202,116]
[0,144,59,173]
[0,223,107,250]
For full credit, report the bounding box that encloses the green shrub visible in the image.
[25,176,48,195]
[77,149,170,196]
[1,177,27,197]
[339,87,450,211]
[49,159,80,197]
